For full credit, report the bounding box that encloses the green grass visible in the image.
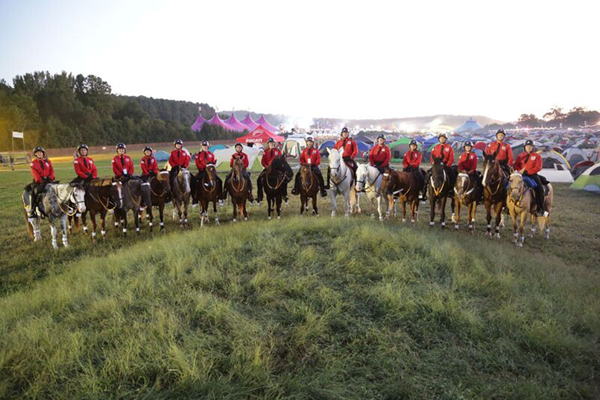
[0,159,599,398]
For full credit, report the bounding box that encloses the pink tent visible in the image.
[237,125,284,144]
[191,115,205,132]
[224,114,250,132]
[206,114,234,131]
[240,113,259,131]
[256,114,279,133]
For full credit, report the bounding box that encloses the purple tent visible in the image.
[206,114,235,131]
[224,114,249,132]
[240,114,259,131]
[256,114,279,133]
[191,115,205,132]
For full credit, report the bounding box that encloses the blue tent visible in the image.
[355,140,371,157]
[319,140,336,157]
[154,150,169,162]
[209,144,227,152]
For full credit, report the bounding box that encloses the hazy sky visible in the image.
[1,0,598,122]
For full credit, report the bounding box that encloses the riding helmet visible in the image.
[201,141,209,147]
[377,134,385,140]
[267,138,275,143]
[306,136,314,142]
[496,129,505,136]
[33,146,46,155]
[77,144,89,152]
[143,146,153,153]
[116,143,126,151]
[464,140,473,148]
[174,139,183,146]
[438,133,447,139]
[234,142,243,148]
[524,139,534,147]
[409,140,418,146]
[341,127,349,134]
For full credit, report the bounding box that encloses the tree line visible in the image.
[0,71,241,151]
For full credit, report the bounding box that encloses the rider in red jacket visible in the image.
[430,133,454,166]
[26,146,55,218]
[485,129,513,175]
[112,143,134,181]
[513,139,546,215]
[369,134,391,173]
[169,139,190,184]
[458,141,478,174]
[402,140,427,200]
[223,142,253,202]
[73,144,97,183]
[140,146,159,180]
[292,136,327,197]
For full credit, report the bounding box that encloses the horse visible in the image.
[453,173,482,233]
[297,163,320,216]
[226,158,249,222]
[380,169,423,223]
[428,156,455,228]
[258,155,293,220]
[78,179,123,241]
[507,172,554,247]
[195,164,222,227]
[145,170,171,231]
[355,163,385,221]
[171,168,192,227]
[114,178,152,236]
[327,147,358,217]
[481,153,507,238]
[23,183,86,249]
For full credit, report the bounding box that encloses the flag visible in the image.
[12,131,24,139]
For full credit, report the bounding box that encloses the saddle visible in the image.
[89,178,112,187]
[521,176,550,196]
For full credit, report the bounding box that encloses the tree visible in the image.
[517,113,543,128]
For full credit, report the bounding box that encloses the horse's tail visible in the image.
[23,209,34,239]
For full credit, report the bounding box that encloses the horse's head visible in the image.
[158,170,171,193]
[454,173,470,198]
[178,168,191,194]
[328,147,342,174]
[508,172,525,202]
[111,181,124,209]
[430,156,446,189]
[482,154,500,187]
[274,155,293,181]
[206,163,217,182]
[71,184,87,213]
[355,163,368,192]
[299,163,312,190]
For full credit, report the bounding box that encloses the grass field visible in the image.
[0,157,599,398]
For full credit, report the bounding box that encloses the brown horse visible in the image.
[507,172,554,247]
[114,178,151,236]
[428,156,455,228]
[226,158,249,222]
[380,170,422,223]
[259,155,293,220]
[196,164,222,227]
[481,153,507,238]
[80,179,123,240]
[453,173,482,233]
[171,168,192,227]
[298,163,320,216]
[145,170,171,231]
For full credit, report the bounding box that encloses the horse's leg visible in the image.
[68,215,73,235]
[276,195,282,219]
[485,200,492,236]
[134,207,141,235]
[300,193,305,215]
[267,195,273,220]
[450,196,456,223]
[147,204,153,232]
[90,210,97,241]
[344,190,351,218]
[100,209,107,240]
[493,202,503,238]
[509,207,518,244]
[330,189,337,217]
[544,215,551,240]
[232,199,238,222]
[529,213,537,237]
[518,210,527,246]
[439,196,447,228]
[243,200,248,221]
[410,200,417,223]
[401,200,407,223]
[60,214,69,248]
[429,196,436,227]
[454,199,461,230]
[468,202,476,234]
[49,217,59,250]
[313,194,318,216]
[159,203,165,231]
[121,210,128,237]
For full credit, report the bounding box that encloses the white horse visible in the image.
[23,183,86,249]
[355,163,385,221]
[327,148,358,217]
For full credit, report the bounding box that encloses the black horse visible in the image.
[428,156,456,228]
[258,155,293,219]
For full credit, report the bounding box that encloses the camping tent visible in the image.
[191,115,205,132]
[154,150,170,162]
[224,114,250,132]
[319,140,336,157]
[255,115,280,133]
[540,164,574,183]
[212,145,263,172]
[540,149,571,170]
[562,147,589,166]
[237,125,284,145]
[206,114,234,131]
[283,138,307,158]
[240,114,259,131]
[570,163,600,194]
[209,144,227,152]
[354,140,371,158]
[571,160,595,179]
[455,118,483,133]
[389,137,413,160]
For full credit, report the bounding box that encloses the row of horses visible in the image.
[22,148,553,249]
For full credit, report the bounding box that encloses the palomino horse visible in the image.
[258,155,293,220]
[226,158,249,222]
[327,147,358,217]
[79,179,123,241]
[23,183,86,249]
[146,170,171,231]
[355,163,385,221]
[428,156,455,228]
[114,178,152,236]
[298,164,320,216]
[507,172,554,247]
[171,168,192,227]
[195,164,222,227]
[380,169,423,223]
[453,173,482,233]
[481,153,507,238]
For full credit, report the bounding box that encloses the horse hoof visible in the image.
[268,216,272,220]
[516,242,523,248]
[277,216,281,220]
[494,233,501,239]
[411,219,415,224]
[233,219,237,223]
[429,222,435,227]
[454,225,459,230]
[402,219,406,223]
[244,217,248,221]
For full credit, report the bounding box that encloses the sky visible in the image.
[1,0,599,122]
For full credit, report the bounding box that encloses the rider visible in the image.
[327,127,358,188]
[513,139,546,216]
[224,142,254,202]
[169,139,190,186]
[485,129,513,176]
[112,143,134,182]
[292,136,327,197]
[73,144,98,186]
[369,134,391,174]
[458,141,482,199]
[140,146,159,181]
[26,146,55,218]
[403,140,426,199]
[424,133,455,196]
[195,140,217,182]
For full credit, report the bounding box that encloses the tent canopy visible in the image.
[224,114,249,132]
[191,115,205,132]
[154,150,170,162]
[455,118,483,133]
[255,115,279,133]
[206,114,234,131]
[570,163,600,193]
[237,125,284,144]
[240,114,259,131]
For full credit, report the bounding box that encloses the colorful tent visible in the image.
[562,147,588,166]
[224,114,250,133]
[240,114,259,131]
[570,163,600,194]
[455,118,483,133]
[571,160,595,179]
[237,125,284,144]
[212,145,263,172]
[255,115,279,133]
[206,114,234,131]
[191,115,205,132]
[390,137,413,160]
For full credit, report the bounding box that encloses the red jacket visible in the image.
[112,154,134,178]
[261,147,282,168]
[30,158,55,183]
[334,138,358,159]
[230,152,249,169]
[403,150,422,169]
[169,149,190,169]
[74,156,98,179]
[300,147,321,167]
[369,144,391,167]
[514,152,542,175]
[430,143,454,166]
[458,151,478,173]
[195,151,216,172]
[485,141,514,166]
[141,155,159,176]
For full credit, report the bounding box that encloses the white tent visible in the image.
[213,145,263,172]
[562,147,588,166]
[283,138,307,158]
[540,164,574,183]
